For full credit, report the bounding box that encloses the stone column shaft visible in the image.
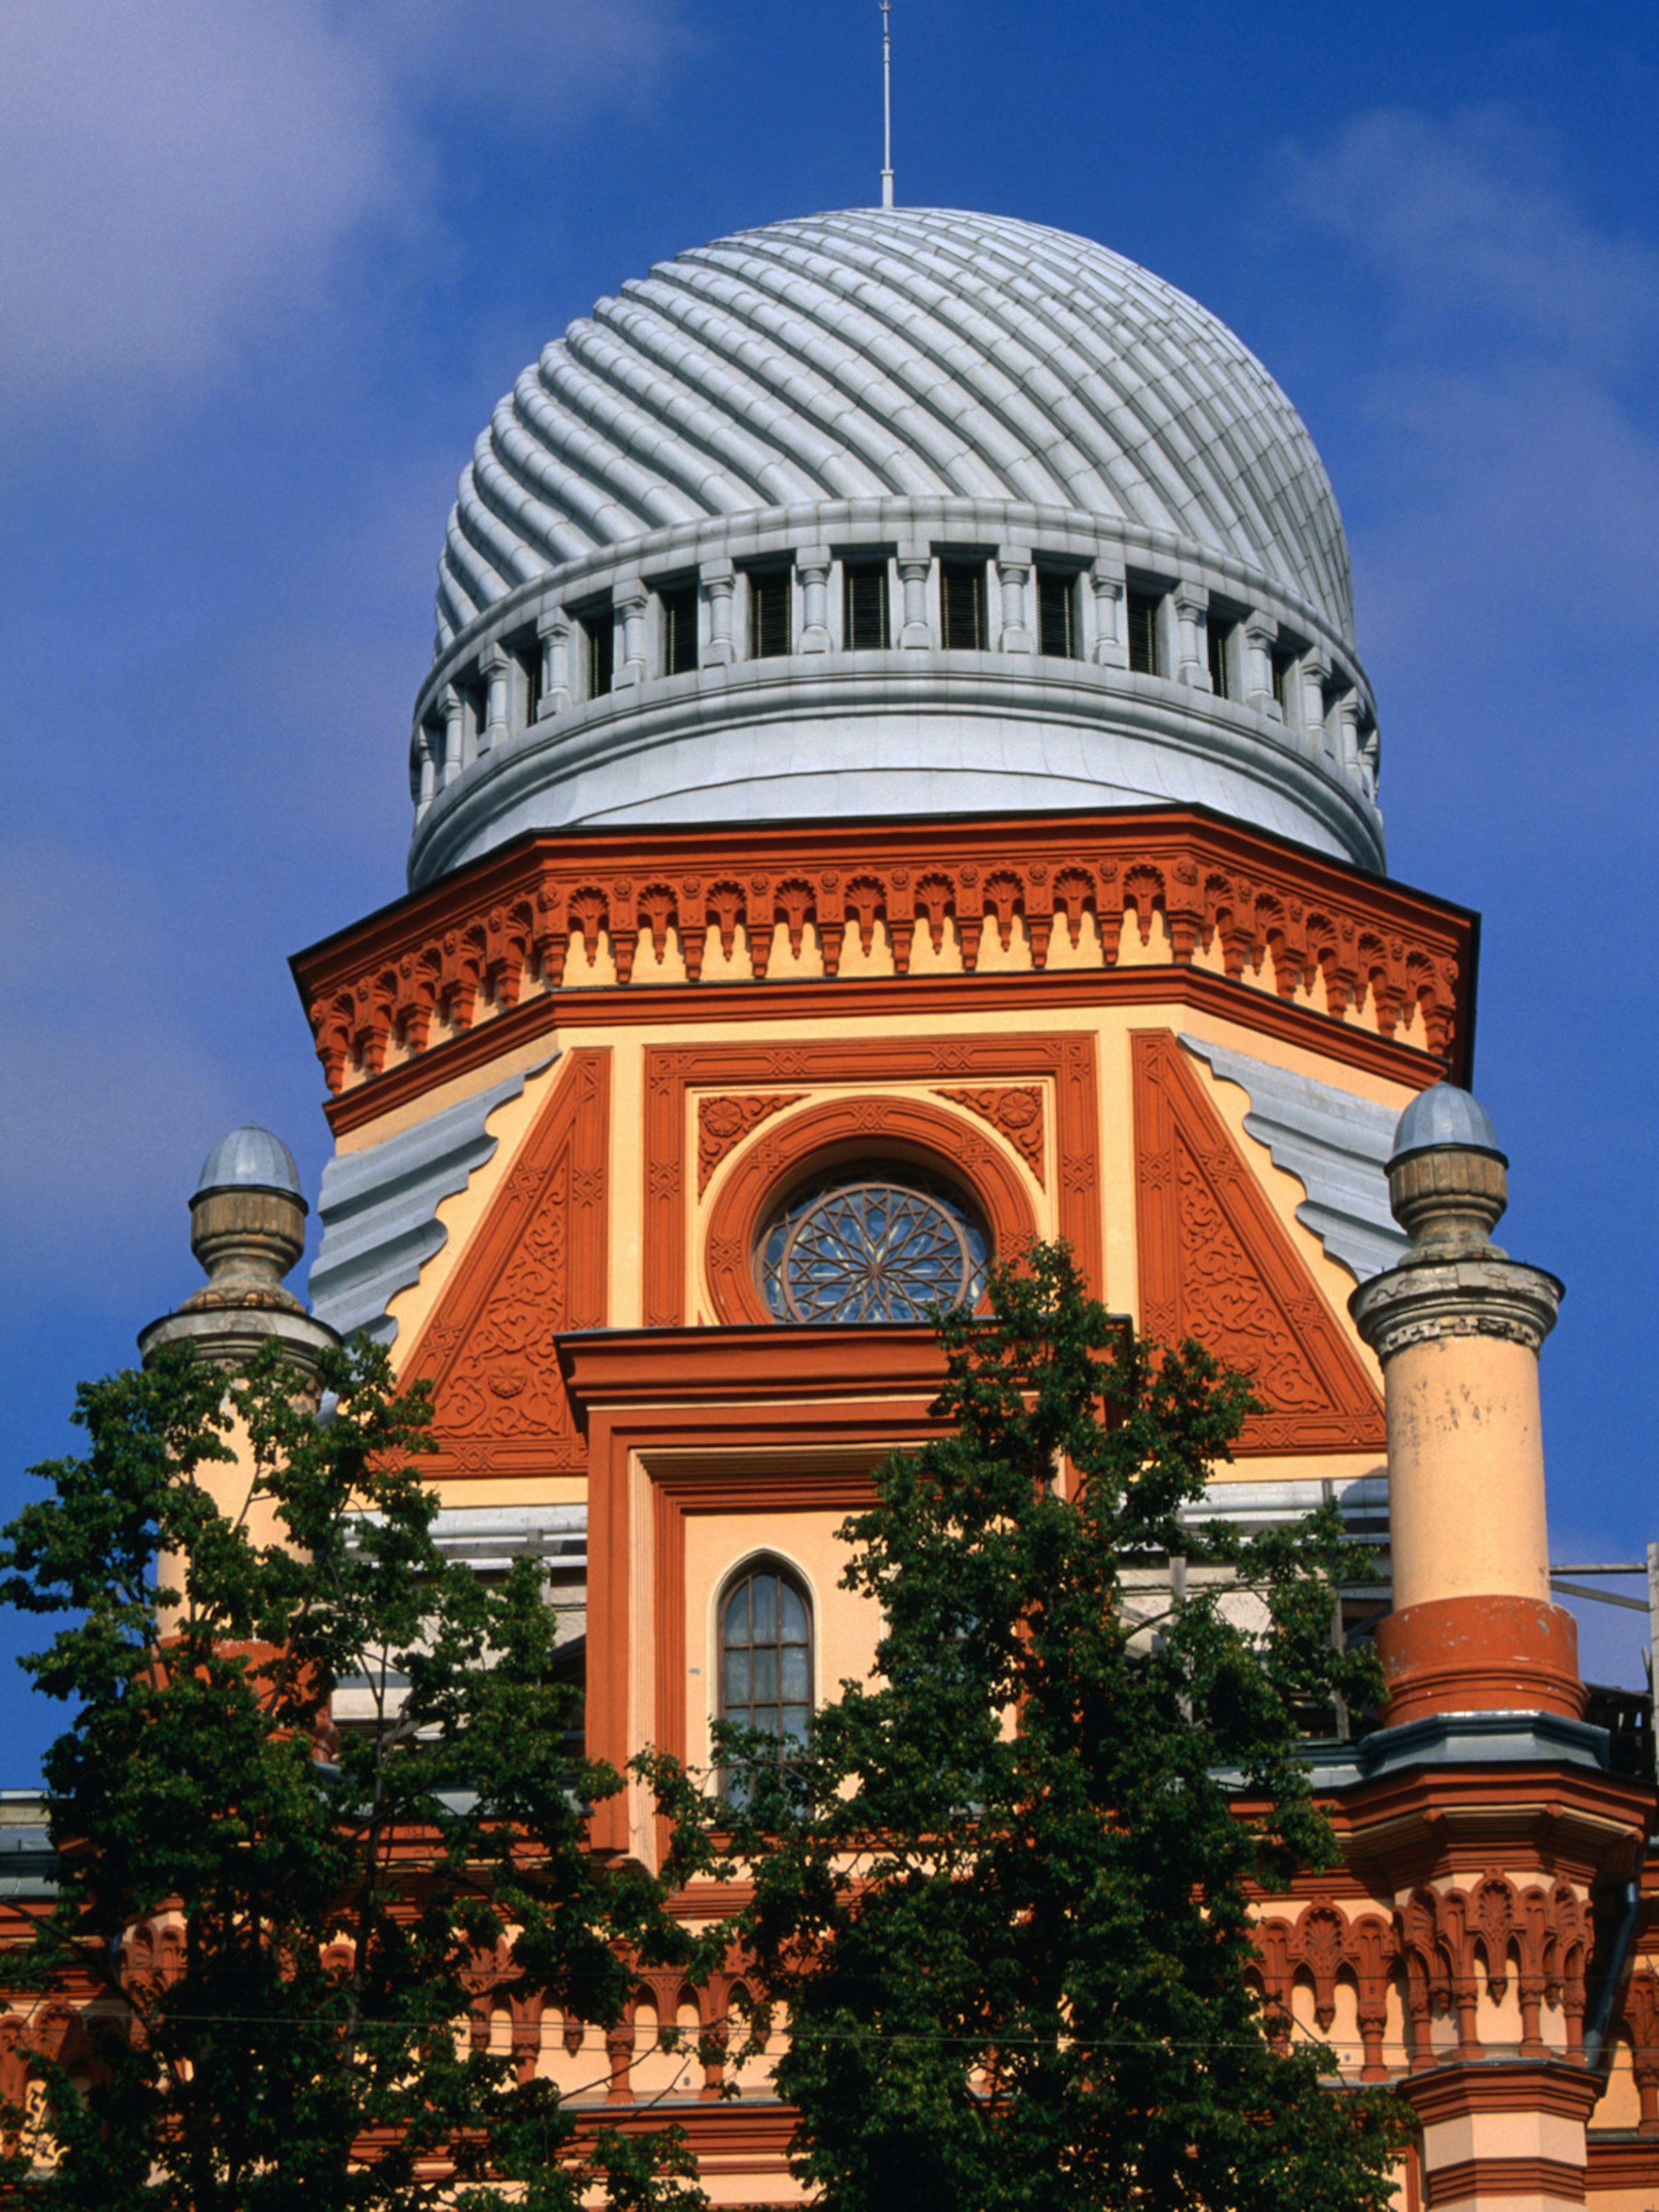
[798,549,832,653]
[702,561,735,667]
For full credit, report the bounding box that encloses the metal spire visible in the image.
[880,1,895,209]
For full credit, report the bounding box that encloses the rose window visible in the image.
[758,1171,990,1324]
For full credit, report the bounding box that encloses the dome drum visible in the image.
[408,498,1381,886]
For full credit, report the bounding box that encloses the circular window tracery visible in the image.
[758,1170,990,1324]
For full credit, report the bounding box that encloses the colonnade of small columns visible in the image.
[411,540,1379,817]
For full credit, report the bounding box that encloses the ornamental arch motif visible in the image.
[701,1093,1042,1326]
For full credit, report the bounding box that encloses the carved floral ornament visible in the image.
[296,817,1469,1098]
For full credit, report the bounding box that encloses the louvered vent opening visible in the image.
[749,569,792,659]
[844,561,890,650]
[1207,617,1233,700]
[660,583,699,675]
[1126,589,1162,676]
[1038,570,1076,659]
[582,609,613,699]
[941,560,987,651]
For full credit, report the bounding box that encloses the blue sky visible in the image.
[2,0,1656,1767]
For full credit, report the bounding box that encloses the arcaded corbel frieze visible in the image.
[1089,561,1128,668]
[1243,615,1280,719]
[797,545,832,653]
[1172,582,1211,690]
[896,542,932,648]
[536,606,573,715]
[701,559,735,666]
[996,545,1034,655]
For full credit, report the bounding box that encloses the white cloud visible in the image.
[1279,108,1659,374]
[0,0,684,408]
[1275,108,1659,691]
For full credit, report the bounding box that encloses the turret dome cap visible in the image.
[1390,1084,1504,1165]
[194,1125,305,1202]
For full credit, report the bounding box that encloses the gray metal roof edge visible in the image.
[308,1057,556,1342]
[1177,1033,1409,1283]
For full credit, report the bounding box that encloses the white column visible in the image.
[997,547,1034,654]
[1336,688,1364,782]
[1090,566,1127,668]
[1244,617,1279,719]
[897,545,932,648]
[414,727,436,816]
[1173,584,1211,689]
[616,578,648,686]
[1299,649,1332,755]
[539,609,572,713]
[482,646,512,753]
[441,685,465,786]
[702,560,735,666]
[798,547,832,653]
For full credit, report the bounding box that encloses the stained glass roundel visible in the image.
[759,1172,990,1324]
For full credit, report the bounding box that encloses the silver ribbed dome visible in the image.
[438,207,1353,650]
[194,1126,304,1201]
[409,207,1384,885]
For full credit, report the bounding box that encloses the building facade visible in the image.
[13,206,1659,2207]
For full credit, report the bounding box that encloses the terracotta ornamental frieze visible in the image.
[292,810,1473,1130]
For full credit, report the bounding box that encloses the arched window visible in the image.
[719,1564,812,1748]
[757,1168,990,1324]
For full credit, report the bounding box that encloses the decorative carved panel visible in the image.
[644,1033,1101,1328]
[933,1084,1046,1184]
[1131,1030,1383,1453]
[295,811,1470,1127]
[404,1049,610,1477]
[697,1093,807,1196]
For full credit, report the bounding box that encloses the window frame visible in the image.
[716,1557,815,1786]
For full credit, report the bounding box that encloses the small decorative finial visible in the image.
[880,1,895,210]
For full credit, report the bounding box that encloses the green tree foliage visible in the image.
[704,1244,1410,2212]
[0,1338,711,2212]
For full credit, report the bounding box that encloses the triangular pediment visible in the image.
[405,1050,610,1476]
[1132,1031,1384,1453]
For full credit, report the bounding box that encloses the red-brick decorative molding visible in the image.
[934,1084,1047,1183]
[701,1093,1043,1327]
[404,1049,610,1478]
[1378,1595,1586,1728]
[1131,1029,1386,1453]
[696,1093,806,1195]
[556,1324,952,1859]
[291,809,1473,1125]
[1396,1878,1591,2069]
[1619,1969,1659,2134]
[1253,1897,1400,2081]
[643,1031,1102,1328]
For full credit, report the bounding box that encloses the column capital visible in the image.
[1350,1254,1564,1364]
